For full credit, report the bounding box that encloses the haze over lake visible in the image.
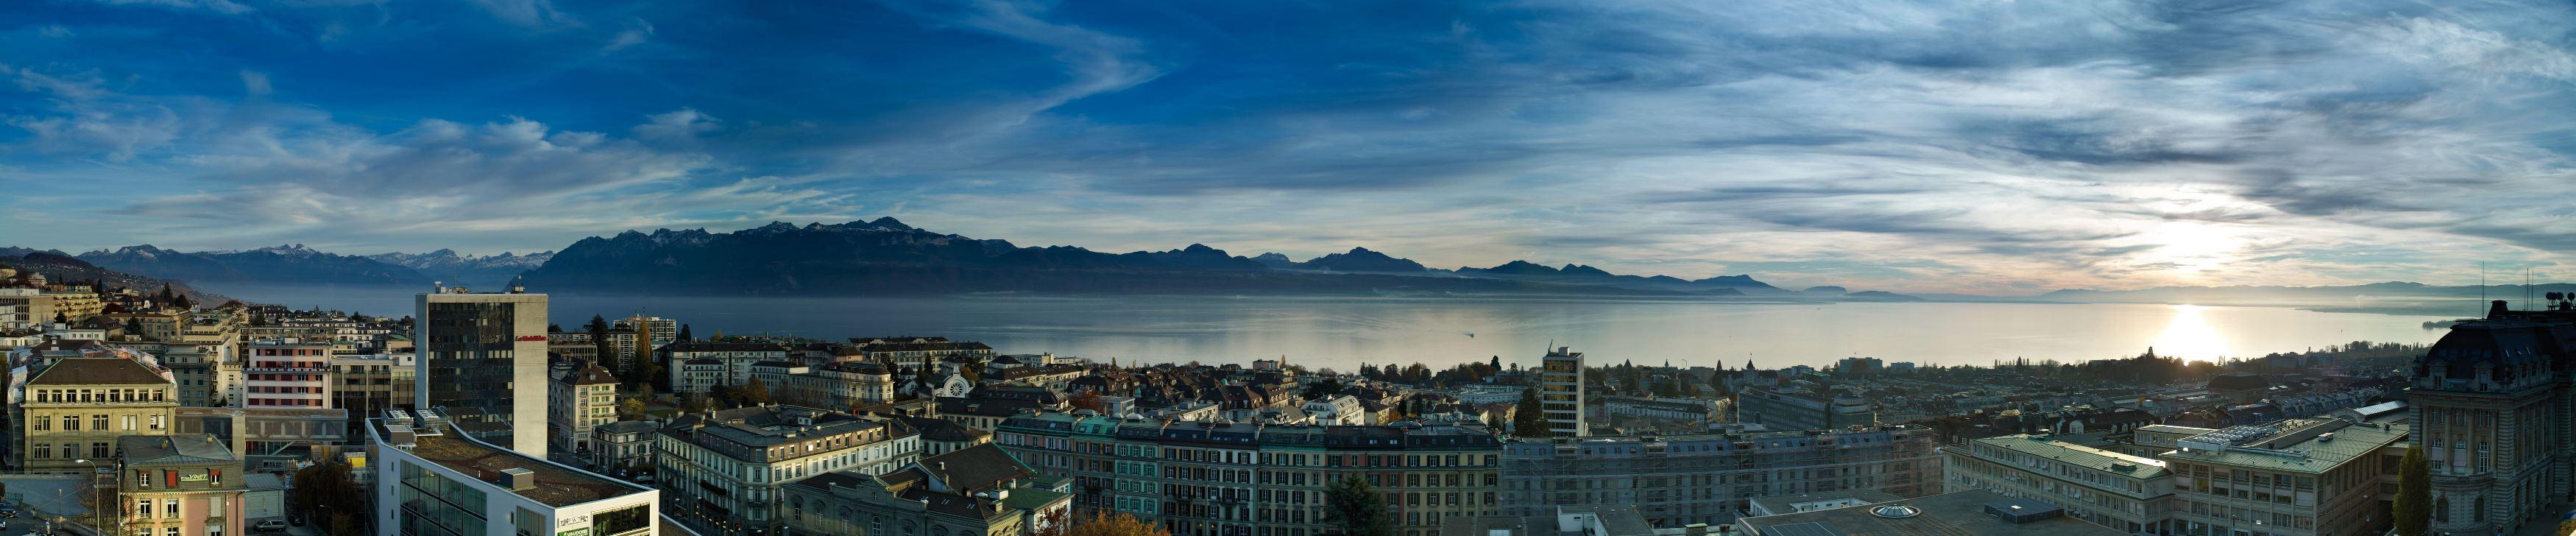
[215,283,2454,371]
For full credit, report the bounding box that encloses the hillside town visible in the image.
[0,269,2567,536]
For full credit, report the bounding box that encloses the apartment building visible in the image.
[1539,347,1585,437]
[659,342,790,392]
[125,339,235,406]
[590,420,659,475]
[782,445,1075,536]
[1735,387,1877,431]
[243,338,332,408]
[993,413,1503,536]
[114,434,250,536]
[550,359,620,453]
[1945,434,2176,534]
[13,356,179,473]
[2162,418,2407,536]
[849,337,994,370]
[1498,425,1941,528]
[751,361,896,410]
[655,405,924,533]
[369,409,662,536]
[329,353,414,423]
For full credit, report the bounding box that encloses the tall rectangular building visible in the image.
[415,286,549,458]
[1540,347,1585,437]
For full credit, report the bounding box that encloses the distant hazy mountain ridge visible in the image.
[514,219,1775,297]
[0,249,235,305]
[77,244,431,286]
[366,249,555,289]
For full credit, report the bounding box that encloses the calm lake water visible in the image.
[208,283,2456,370]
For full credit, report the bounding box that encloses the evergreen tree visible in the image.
[1323,476,1395,536]
[171,293,194,310]
[2393,444,2430,536]
[676,324,693,342]
[157,283,175,304]
[1511,387,1548,437]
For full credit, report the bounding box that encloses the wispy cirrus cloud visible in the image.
[4,0,2576,293]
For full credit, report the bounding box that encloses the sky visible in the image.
[4,0,2576,295]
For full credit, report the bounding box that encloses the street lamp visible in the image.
[74,459,103,535]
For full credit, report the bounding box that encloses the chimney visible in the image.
[2490,300,2510,319]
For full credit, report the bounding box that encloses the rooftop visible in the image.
[1749,490,1906,516]
[1738,490,2129,536]
[1972,434,2170,480]
[375,413,647,507]
[28,356,172,386]
[2165,418,2408,473]
[118,434,239,466]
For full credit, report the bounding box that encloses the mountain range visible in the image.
[0,247,234,306]
[76,244,431,286]
[364,249,554,289]
[512,218,1777,297]
[6,218,1897,299]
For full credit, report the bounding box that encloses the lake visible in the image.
[205,283,2455,370]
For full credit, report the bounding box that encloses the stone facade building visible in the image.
[115,434,249,536]
[14,356,178,473]
[1500,425,1941,528]
[2405,299,2576,536]
[994,413,1502,536]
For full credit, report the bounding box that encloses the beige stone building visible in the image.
[2162,418,2407,536]
[13,356,180,473]
[115,434,249,536]
[549,359,620,453]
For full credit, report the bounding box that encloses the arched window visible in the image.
[2435,497,2449,523]
[2474,496,2485,522]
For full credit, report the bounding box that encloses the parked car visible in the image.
[0,500,17,518]
[254,520,289,532]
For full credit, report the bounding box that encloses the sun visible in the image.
[2149,305,2231,362]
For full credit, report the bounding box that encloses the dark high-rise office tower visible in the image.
[415,281,550,458]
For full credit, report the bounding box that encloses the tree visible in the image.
[681,392,711,413]
[156,283,174,305]
[123,317,144,337]
[548,323,564,333]
[1511,387,1548,437]
[1304,378,1345,399]
[2393,444,2430,536]
[170,293,193,310]
[619,398,647,420]
[676,324,693,342]
[1069,391,1105,412]
[1323,476,1394,536]
[739,378,773,406]
[291,460,364,528]
[79,471,122,535]
[1062,512,1172,536]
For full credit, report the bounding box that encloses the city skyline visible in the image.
[7,1,2576,295]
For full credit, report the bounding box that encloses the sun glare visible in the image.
[2150,304,2231,362]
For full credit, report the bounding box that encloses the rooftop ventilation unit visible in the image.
[499,468,537,491]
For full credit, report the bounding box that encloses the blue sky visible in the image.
[6,0,2576,294]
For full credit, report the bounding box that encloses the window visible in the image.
[93,442,110,459]
[62,415,77,431]
[93,415,107,430]
[30,443,46,459]
[165,498,180,518]
[33,415,48,431]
